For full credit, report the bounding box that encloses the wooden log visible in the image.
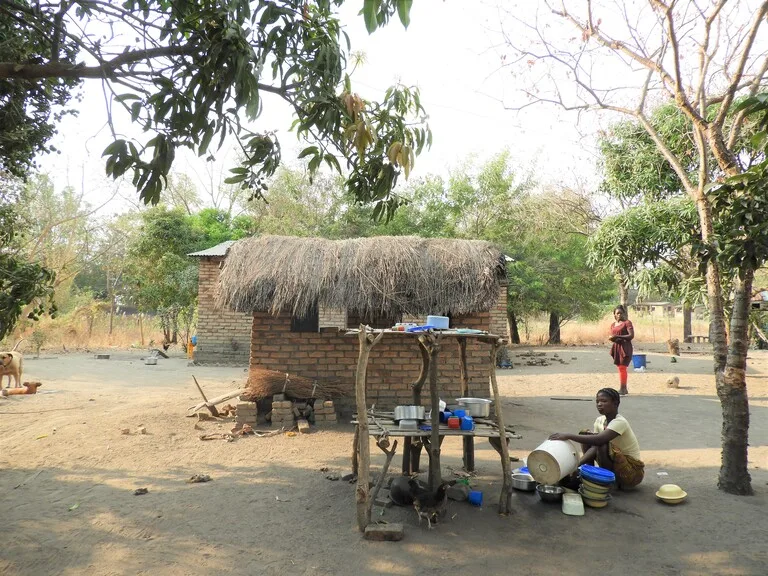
[489,339,513,515]
[426,333,442,490]
[458,339,469,397]
[187,389,243,415]
[411,336,430,405]
[463,436,475,472]
[367,439,398,517]
[352,425,360,476]
[192,375,219,417]
[355,325,384,532]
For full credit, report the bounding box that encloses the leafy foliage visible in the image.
[0,10,79,178]
[588,197,702,304]
[700,94,768,279]
[0,0,428,216]
[0,177,56,339]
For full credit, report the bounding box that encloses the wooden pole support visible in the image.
[367,439,399,517]
[489,339,513,515]
[426,333,442,490]
[354,325,384,532]
[192,376,219,417]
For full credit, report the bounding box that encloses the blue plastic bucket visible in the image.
[631,354,646,369]
[468,490,483,506]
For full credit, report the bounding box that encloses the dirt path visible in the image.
[0,348,766,576]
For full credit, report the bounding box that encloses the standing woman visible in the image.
[609,305,634,395]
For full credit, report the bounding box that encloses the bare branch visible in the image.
[713,1,768,128]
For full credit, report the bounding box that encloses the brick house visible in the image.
[199,235,509,413]
[188,241,253,364]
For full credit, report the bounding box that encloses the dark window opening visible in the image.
[291,304,319,333]
[347,312,402,330]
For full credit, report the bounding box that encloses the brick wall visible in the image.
[249,311,497,415]
[318,305,346,329]
[489,285,510,342]
[194,257,253,365]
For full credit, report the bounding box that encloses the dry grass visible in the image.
[2,312,166,353]
[218,235,506,317]
[521,312,711,345]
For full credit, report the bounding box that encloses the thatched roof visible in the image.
[216,235,507,317]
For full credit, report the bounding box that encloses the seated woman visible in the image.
[549,388,644,489]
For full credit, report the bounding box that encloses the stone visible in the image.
[364,523,404,541]
[447,483,470,502]
[297,419,310,433]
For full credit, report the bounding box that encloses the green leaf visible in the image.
[115,93,141,103]
[363,0,378,33]
[396,0,412,28]
[297,146,319,160]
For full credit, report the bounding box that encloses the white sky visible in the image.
[37,1,615,214]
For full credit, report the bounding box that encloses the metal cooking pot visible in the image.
[456,397,492,418]
[511,473,537,492]
[394,405,425,422]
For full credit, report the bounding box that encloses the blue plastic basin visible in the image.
[579,464,616,484]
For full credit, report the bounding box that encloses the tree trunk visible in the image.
[683,302,692,343]
[548,312,561,344]
[107,268,115,336]
[695,194,751,494]
[717,269,753,495]
[618,277,629,310]
[508,311,521,344]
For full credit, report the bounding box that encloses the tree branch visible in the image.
[714,1,768,128]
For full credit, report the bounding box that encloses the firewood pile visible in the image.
[243,368,347,401]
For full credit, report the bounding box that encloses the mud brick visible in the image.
[314,414,326,421]
[323,401,334,408]
[364,523,403,541]
[272,394,286,402]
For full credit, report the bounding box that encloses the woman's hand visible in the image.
[549,432,572,441]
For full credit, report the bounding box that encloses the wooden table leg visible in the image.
[401,436,412,475]
[463,436,475,472]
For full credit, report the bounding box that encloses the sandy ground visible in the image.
[1,346,767,576]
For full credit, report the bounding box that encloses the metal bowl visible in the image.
[393,405,425,422]
[536,484,566,503]
[511,473,537,491]
[456,397,492,418]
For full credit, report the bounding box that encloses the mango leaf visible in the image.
[363,0,379,33]
[397,0,412,28]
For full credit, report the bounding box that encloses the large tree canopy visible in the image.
[0,0,429,218]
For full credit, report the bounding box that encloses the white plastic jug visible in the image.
[527,439,580,485]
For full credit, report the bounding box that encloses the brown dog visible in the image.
[0,339,25,389]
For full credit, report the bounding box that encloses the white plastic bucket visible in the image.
[527,439,580,485]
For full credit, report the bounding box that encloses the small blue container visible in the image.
[520,466,529,474]
[453,409,467,418]
[191,335,198,346]
[460,416,474,431]
[440,410,453,423]
[468,490,483,506]
[631,354,647,369]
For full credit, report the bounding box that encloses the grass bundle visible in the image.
[243,367,347,401]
